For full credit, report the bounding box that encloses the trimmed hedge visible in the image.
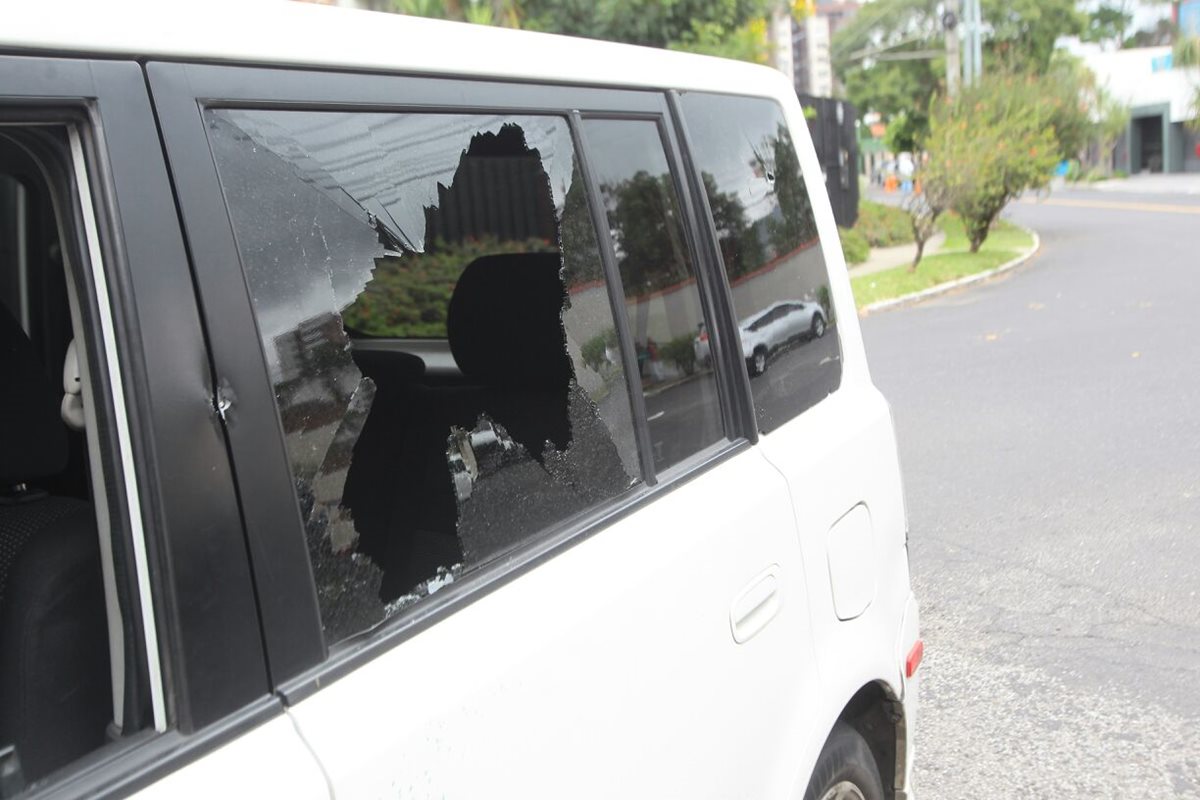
[855,200,914,248]
[839,226,869,265]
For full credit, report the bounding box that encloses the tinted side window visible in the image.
[679,93,842,432]
[207,109,639,644]
[581,118,724,470]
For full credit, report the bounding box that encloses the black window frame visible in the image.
[0,55,271,799]
[146,62,761,702]
[573,111,735,482]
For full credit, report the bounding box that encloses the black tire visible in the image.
[749,347,768,377]
[811,314,827,339]
[803,723,885,800]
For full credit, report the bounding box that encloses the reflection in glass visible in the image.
[582,118,724,471]
[679,93,842,433]
[208,109,638,643]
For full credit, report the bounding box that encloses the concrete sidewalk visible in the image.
[863,185,909,207]
[849,231,945,277]
[1077,173,1200,195]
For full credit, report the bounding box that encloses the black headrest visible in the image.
[387,350,427,383]
[351,348,425,392]
[0,304,67,485]
[446,253,573,390]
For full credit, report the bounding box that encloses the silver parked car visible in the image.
[740,300,826,376]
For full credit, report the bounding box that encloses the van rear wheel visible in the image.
[803,723,884,800]
[819,783,867,800]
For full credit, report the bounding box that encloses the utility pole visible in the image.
[944,0,961,97]
[961,0,974,88]
[961,0,983,87]
[973,0,983,84]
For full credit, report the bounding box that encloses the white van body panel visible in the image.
[761,388,914,797]
[134,716,329,800]
[288,447,818,799]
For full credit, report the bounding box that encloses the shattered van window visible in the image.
[207,109,639,645]
[581,118,724,470]
[679,93,842,433]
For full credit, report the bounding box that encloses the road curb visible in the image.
[858,224,1041,315]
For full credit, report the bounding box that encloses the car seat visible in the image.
[345,252,573,600]
[0,305,110,781]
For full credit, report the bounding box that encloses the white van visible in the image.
[0,3,920,798]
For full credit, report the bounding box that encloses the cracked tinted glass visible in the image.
[207,109,639,644]
[679,93,842,433]
[581,118,724,470]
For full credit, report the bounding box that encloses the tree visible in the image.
[1123,18,1176,47]
[391,0,803,65]
[1092,87,1132,171]
[478,0,776,50]
[832,0,944,123]
[980,0,1085,73]
[667,16,772,64]
[603,171,691,293]
[757,124,819,256]
[923,74,1058,252]
[391,0,520,26]
[842,57,940,126]
[832,0,1084,137]
[884,109,926,154]
[903,175,952,271]
[702,172,765,277]
[1176,27,1200,67]
[1082,2,1134,45]
[1177,29,1200,132]
[1034,53,1100,160]
[1137,0,1183,42]
[560,165,606,289]
[830,0,941,69]
[954,54,1112,164]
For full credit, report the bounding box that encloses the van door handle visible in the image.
[729,566,781,644]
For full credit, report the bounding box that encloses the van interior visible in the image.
[0,126,129,788]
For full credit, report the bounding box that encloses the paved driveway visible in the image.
[861,189,1200,797]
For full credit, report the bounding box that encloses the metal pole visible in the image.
[945,0,961,97]
[970,0,983,85]
[960,0,973,88]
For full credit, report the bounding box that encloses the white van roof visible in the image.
[1,0,794,99]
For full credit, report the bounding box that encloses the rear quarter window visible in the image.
[679,92,842,432]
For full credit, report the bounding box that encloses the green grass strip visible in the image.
[851,217,1033,309]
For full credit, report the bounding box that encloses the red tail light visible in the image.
[905,639,924,678]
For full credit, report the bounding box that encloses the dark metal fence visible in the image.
[797,94,859,229]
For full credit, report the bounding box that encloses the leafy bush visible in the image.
[923,73,1058,252]
[815,284,835,325]
[855,200,914,247]
[659,335,697,376]
[884,109,925,154]
[342,235,556,339]
[581,328,618,373]
[839,226,869,265]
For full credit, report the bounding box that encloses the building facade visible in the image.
[790,2,859,97]
[1083,46,1200,174]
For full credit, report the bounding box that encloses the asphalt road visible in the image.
[641,327,841,464]
[860,187,1200,797]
